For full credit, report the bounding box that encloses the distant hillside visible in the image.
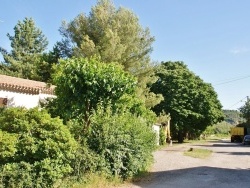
[223,110,245,125]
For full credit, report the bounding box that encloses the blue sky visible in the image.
[1,0,250,110]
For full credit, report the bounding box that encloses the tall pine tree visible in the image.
[0,17,48,80]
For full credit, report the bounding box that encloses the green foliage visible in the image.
[0,108,78,187]
[204,121,233,136]
[135,66,164,109]
[159,127,166,145]
[0,130,18,160]
[61,172,122,188]
[239,98,250,123]
[47,57,137,126]
[86,106,156,180]
[184,148,212,159]
[213,122,232,134]
[156,112,171,145]
[151,61,224,142]
[59,0,154,72]
[44,56,157,182]
[115,94,157,123]
[66,105,156,181]
[223,110,244,125]
[57,0,162,108]
[155,111,171,125]
[0,17,49,80]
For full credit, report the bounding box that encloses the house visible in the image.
[0,74,55,108]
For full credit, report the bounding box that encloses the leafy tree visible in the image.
[239,97,250,123]
[46,57,137,130]
[0,17,48,80]
[151,61,224,142]
[57,0,162,108]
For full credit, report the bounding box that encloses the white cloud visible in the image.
[230,47,250,54]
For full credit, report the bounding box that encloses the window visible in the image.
[0,98,7,107]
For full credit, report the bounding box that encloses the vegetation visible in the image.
[239,98,250,123]
[159,127,167,145]
[203,110,245,138]
[203,121,232,137]
[184,148,212,159]
[0,18,49,81]
[57,0,163,109]
[46,57,137,125]
[0,108,78,188]
[223,109,244,125]
[58,0,153,72]
[86,106,156,179]
[151,61,224,143]
[0,0,225,186]
[68,173,122,188]
[43,57,156,185]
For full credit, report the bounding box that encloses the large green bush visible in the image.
[84,106,156,180]
[0,108,78,188]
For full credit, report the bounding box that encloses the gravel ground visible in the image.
[120,139,250,188]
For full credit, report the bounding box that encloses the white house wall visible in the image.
[0,90,55,109]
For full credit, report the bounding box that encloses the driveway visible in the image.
[122,139,250,188]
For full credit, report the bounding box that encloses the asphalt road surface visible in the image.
[123,139,250,188]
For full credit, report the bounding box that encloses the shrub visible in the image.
[0,130,18,161]
[85,106,156,180]
[159,127,166,145]
[203,121,233,136]
[0,108,78,188]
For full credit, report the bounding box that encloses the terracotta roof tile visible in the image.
[0,74,55,95]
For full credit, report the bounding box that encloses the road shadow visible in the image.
[132,166,250,188]
[193,139,243,148]
[190,140,250,156]
[215,151,250,155]
[159,139,244,153]
[195,143,241,147]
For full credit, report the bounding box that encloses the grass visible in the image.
[60,170,151,188]
[59,173,123,188]
[183,148,212,159]
[179,134,230,145]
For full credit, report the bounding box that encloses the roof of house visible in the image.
[0,74,55,95]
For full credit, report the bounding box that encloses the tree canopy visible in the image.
[58,0,154,72]
[56,0,162,108]
[47,57,137,129]
[151,61,224,142]
[0,17,49,80]
[239,97,250,123]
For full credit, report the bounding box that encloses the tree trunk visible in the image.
[178,130,184,143]
[84,100,91,131]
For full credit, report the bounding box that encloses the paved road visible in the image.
[124,139,250,188]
